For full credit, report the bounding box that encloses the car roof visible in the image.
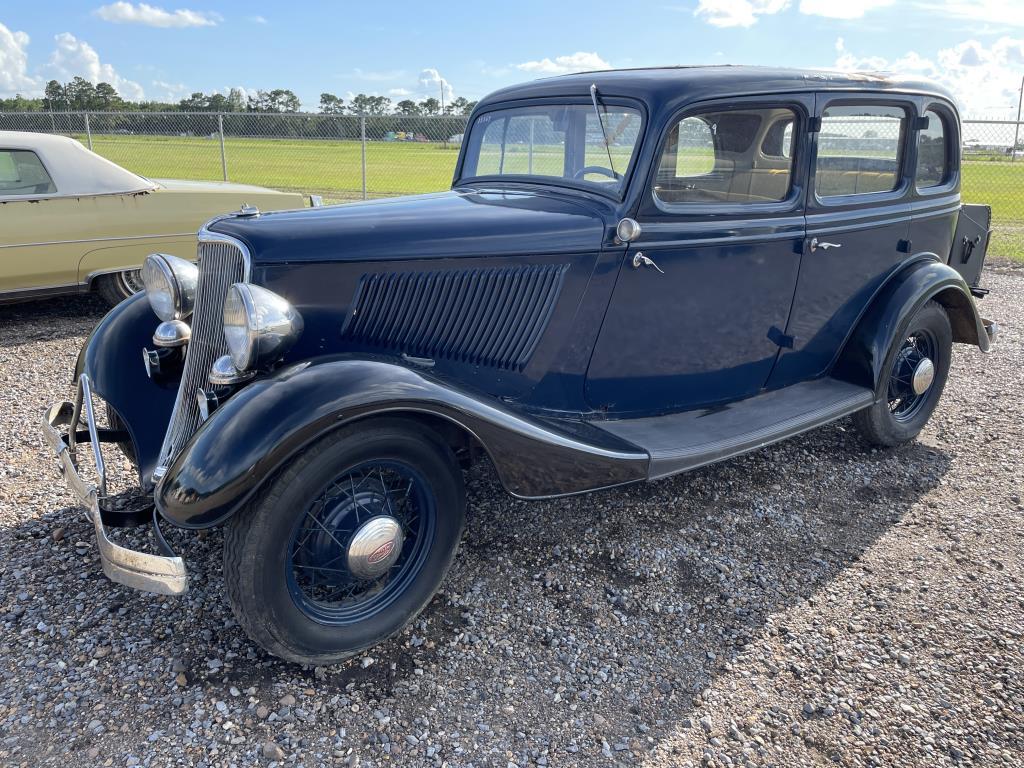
[0,130,155,199]
[475,65,958,112]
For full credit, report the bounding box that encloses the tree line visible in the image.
[0,78,477,116]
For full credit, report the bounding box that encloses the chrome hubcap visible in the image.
[911,357,935,395]
[346,516,404,580]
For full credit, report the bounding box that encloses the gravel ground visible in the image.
[1,265,1021,768]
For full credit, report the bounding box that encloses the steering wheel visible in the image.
[573,166,622,181]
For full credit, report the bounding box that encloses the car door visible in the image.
[0,147,77,293]
[585,97,811,415]
[766,94,914,388]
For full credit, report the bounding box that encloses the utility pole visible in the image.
[1013,74,1023,163]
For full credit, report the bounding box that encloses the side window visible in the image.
[653,107,797,206]
[917,109,950,189]
[0,149,57,196]
[815,104,906,197]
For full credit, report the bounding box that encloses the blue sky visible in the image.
[1,1,1022,116]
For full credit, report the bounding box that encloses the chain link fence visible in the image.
[1,111,1022,259]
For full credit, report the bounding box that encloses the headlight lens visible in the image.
[141,253,197,321]
[223,283,303,371]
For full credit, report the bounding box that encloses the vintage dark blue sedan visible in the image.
[44,66,997,664]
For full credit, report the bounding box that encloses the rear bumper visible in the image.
[41,374,187,596]
[984,319,1000,344]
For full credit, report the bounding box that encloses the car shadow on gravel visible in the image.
[0,294,106,348]
[1,415,953,765]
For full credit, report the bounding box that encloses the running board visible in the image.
[594,378,874,480]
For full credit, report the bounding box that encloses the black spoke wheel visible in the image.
[886,328,938,422]
[286,460,435,625]
[853,300,952,447]
[223,419,465,665]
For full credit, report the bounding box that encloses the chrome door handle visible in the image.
[809,237,841,253]
[632,252,664,274]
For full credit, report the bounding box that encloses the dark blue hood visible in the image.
[209,187,611,264]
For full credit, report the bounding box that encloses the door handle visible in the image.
[632,252,664,274]
[809,237,841,253]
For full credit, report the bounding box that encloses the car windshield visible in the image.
[459,103,642,195]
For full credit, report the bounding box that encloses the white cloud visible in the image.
[248,15,267,24]
[0,22,41,96]
[48,32,145,100]
[694,0,789,28]
[94,2,219,28]
[800,0,893,19]
[923,0,1024,27]
[516,51,611,75]
[418,68,454,103]
[833,36,1024,117]
[388,87,413,97]
[151,79,188,100]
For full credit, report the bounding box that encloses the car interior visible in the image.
[0,149,57,196]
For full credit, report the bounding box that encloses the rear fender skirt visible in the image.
[155,358,649,528]
[832,257,990,396]
[74,291,179,485]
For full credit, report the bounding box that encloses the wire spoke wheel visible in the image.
[886,327,939,423]
[285,460,436,625]
[117,269,145,296]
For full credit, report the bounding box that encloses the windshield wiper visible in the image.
[589,84,617,177]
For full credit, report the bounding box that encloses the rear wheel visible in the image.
[852,300,952,447]
[95,269,144,307]
[223,420,466,665]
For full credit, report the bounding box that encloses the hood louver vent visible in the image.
[342,264,568,372]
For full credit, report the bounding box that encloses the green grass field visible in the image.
[83,133,1024,262]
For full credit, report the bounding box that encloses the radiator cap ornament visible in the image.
[237,204,260,218]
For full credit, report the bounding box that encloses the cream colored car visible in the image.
[0,131,312,305]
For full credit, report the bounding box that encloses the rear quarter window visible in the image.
[917,109,951,189]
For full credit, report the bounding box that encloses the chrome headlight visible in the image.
[223,283,303,371]
[141,253,197,321]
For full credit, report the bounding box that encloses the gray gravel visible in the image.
[1,265,1022,768]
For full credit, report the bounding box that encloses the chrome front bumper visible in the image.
[41,374,188,596]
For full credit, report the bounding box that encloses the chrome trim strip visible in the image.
[0,281,85,298]
[85,266,142,284]
[0,232,194,250]
[198,217,252,281]
[40,375,188,595]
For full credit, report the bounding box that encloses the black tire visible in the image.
[94,270,143,307]
[852,300,952,447]
[223,419,466,665]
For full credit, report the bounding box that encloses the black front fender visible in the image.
[833,258,991,395]
[155,358,648,528]
[75,292,179,485]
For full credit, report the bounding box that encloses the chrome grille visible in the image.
[154,236,247,478]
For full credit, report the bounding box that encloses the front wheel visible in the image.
[223,419,466,665]
[852,300,952,447]
[94,269,144,306]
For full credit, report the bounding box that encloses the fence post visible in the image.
[84,112,93,150]
[360,115,368,200]
[218,113,228,181]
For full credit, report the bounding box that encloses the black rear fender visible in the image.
[155,358,648,529]
[833,258,991,397]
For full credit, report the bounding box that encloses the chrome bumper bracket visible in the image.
[41,374,188,596]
